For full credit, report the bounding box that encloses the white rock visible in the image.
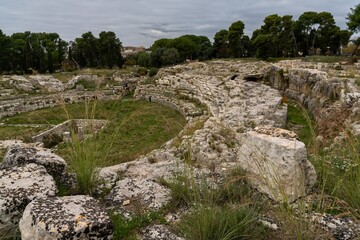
[0,163,57,234]
[238,129,316,202]
[19,195,113,240]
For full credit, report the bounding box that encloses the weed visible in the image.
[285,102,314,146]
[355,78,360,87]
[110,211,166,240]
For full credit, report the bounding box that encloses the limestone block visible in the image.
[106,177,171,214]
[0,163,57,234]
[1,143,67,178]
[19,195,113,240]
[141,225,185,240]
[238,127,316,202]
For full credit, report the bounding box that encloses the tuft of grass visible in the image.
[0,126,47,142]
[74,79,98,90]
[285,102,314,147]
[161,164,265,239]
[177,205,264,240]
[312,133,360,219]
[111,211,166,240]
[355,78,360,87]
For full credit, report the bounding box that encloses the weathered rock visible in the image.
[29,75,64,92]
[0,163,57,234]
[106,177,171,217]
[141,224,184,240]
[134,60,316,202]
[1,143,67,178]
[238,127,316,202]
[19,195,113,240]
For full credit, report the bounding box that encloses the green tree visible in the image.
[0,30,12,72]
[151,38,173,51]
[213,29,229,58]
[161,48,180,65]
[347,4,360,55]
[252,14,296,58]
[136,52,151,67]
[296,11,343,55]
[151,48,165,68]
[228,20,245,57]
[73,31,99,68]
[99,31,123,69]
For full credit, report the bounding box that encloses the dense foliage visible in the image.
[0,6,358,73]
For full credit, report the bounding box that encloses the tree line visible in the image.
[127,7,360,68]
[0,5,359,74]
[0,31,123,74]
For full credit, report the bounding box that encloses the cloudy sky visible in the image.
[0,0,358,47]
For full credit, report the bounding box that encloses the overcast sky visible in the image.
[0,0,358,47]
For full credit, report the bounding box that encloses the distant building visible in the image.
[121,46,146,57]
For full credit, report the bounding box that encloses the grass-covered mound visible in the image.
[0,99,186,166]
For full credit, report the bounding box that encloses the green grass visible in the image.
[355,78,360,87]
[302,55,350,63]
[111,211,166,240]
[285,103,314,147]
[178,206,264,240]
[1,100,186,166]
[311,135,360,218]
[0,126,47,141]
[161,165,265,239]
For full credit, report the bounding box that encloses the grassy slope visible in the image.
[1,99,186,166]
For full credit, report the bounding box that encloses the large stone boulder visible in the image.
[0,163,57,235]
[29,75,65,92]
[238,127,316,202]
[1,143,67,178]
[19,195,113,240]
[106,177,171,217]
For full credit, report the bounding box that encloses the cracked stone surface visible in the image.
[1,143,67,179]
[0,163,57,234]
[19,195,113,240]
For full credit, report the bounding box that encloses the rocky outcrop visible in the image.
[3,75,64,93]
[238,126,316,202]
[141,224,184,240]
[28,75,64,92]
[0,163,57,235]
[134,60,314,202]
[19,195,113,240]
[1,143,67,178]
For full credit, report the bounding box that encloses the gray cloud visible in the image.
[0,0,358,47]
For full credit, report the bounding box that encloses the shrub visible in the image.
[137,67,148,76]
[149,68,158,77]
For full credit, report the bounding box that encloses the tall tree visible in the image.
[213,29,229,58]
[252,14,296,58]
[347,4,360,55]
[99,31,122,69]
[228,20,245,57]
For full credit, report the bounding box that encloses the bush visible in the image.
[137,67,148,76]
[149,68,158,77]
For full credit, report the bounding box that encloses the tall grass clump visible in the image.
[162,160,265,240]
[178,205,263,240]
[286,100,360,220]
[65,99,102,195]
[64,98,132,195]
[312,133,360,218]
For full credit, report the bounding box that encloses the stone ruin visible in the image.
[32,119,108,148]
[0,60,360,238]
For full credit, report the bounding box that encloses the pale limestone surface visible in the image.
[0,163,57,234]
[19,195,113,240]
